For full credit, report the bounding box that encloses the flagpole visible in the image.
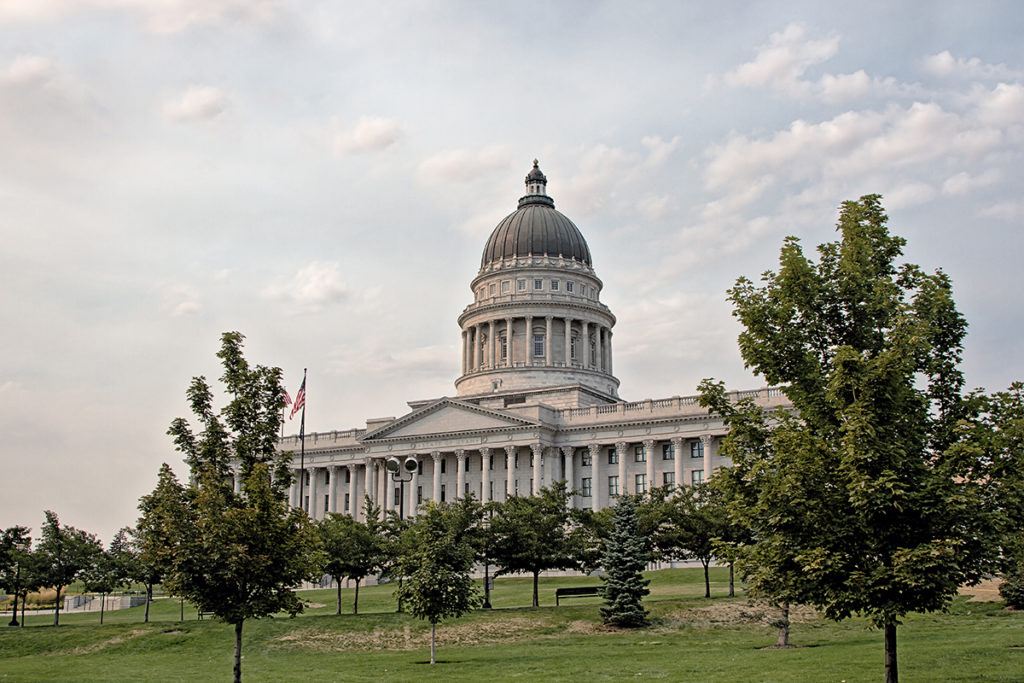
[298,368,307,514]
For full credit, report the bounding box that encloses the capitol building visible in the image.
[275,162,787,519]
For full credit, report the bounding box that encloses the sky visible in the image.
[2,0,1023,541]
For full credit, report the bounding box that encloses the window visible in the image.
[393,488,399,505]
[478,288,485,300]
[324,470,330,485]
[581,477,592,497]
[566,281,574,293]
[517,279,527,291]
[342,494,349,512]
[590,340,597,365]
[608,448,618,464]
[488,481,494,501]
[500,335,508,360]
[488,454,493,470]
[581,285,588,297]
[344,468,351,484]
[551,279,560,291]
[691,440,704,458]
[304,495,309,512]
[691,470,704,485]
[489,283,496,296]
[514,479,520,495]
[663,443,675,460]
[634,445,646,463]
[533,334,544,357]
[327,495,332,513]
[465,481,470,496]
[441,484,447,502]
[534,279,543,290]
[417,486,423,504]
[441,458,447,474]
[663,471,675,486]
[570,335,579,360]
[418,460,424,475]
[501,280,511,294]
[514,452,519,468]
[581,449,592,467]
[463,457,469,472]
[635,474,647,494]
[608,475,620,497]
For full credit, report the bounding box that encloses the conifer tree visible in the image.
[599,495,650,628]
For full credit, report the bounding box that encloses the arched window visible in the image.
[570,335,579,361]
[500,335,508,360]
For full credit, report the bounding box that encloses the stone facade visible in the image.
[263,162,789,521]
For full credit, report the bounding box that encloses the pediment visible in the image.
[362,399,537,441]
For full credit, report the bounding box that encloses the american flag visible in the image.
[283,389,293,407]
[289,377,306,420]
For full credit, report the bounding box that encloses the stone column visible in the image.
[309,467,320,519]
[505,316,514,367]
[616,441,628,496]
[561,446,575,508]
[644,439,656,493]
[462,330,469,375]
[384,467,394,513]
[455,449,466,500]
[588,443,601,512]
[504,445,516,500]
[233,470,242,494]
[348,465,358,517]
[525,315,533,364]
[488,320,496,367]
[363,458,374,508]
[545,316,553,366]
[595,326,603,372]
[431,451,442,503]
[408,458,419,517]
[564,317,573,366]
[472,325,480,369]
[480,447,491,502]
[581,320,590,369]
[672,438,684,491]
[289,470,299,508]
[329,466,340,514]
[531,443,543,495]
[702,435,714,482]
[607,330,613,375]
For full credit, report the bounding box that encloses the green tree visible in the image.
[165,332,322,683]
[81,532,131,625]
[35,510,102,626]
[599,496,650,627]
[395,502,481,664]
[1,526,31,627]
[489,483,581,607]
[318,504,385,615]
[700,195,997,680]
[135,464,189,623]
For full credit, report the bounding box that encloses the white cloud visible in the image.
[263,262,350,312]
[636,194,672,222]
[0,380,23,394]
[886,181,936,209]
[332,116,403,155]
[979,200,1024,221]
[163,85,228,122]
[0,0,282,34]
[2,55,58,86]
[161,284,201,317]
[418,145,513,183]
[722,22,839,97]
[640,135,682,167]
[941,169,1000,196]
[974,82,1024,127]
[922,50,1024,81]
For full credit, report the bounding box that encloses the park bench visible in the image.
[555,586,602,606]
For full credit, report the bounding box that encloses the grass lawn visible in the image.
[1,568,1020,682]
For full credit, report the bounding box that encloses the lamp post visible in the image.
[385,456,417,520]
[482,505,493,609]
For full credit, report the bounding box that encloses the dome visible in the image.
[480,162,593,268]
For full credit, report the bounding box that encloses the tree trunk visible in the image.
[100,593,106,625]
[430,622,436,665]
[728,562,735,597]
[336,578,342,616]
[703,561,711,598]
[20,592,26,626]
[53,585,62,626]
[354,580,360,615]
[776,602,791,648]
[233,620,244,683]
[180,597,184,622]
[532,571,539,607]
[144,584,152,623]
[397,577,403,613]
[9,590,19,627]
[885,621,898,683]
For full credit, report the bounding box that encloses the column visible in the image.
[384,467,394,513]
[233,470,241,494]
[644,439,656,494]
[472,325,480,369]
[363,457,374,508]
[581,320,590,369]
[564,318,573,366]
[702,435,714,482]
[408,458,419,517]
[562,446,575,508]
[504,446,516,500]
[329,465,340,514]
[455,449,466,500]
[588,443,601,512]
[531,443,543,495]
[607,330,613,375]
[431,451,442,503]
[525,315,533,364]
[505,316,514,367]
[480,447,492,502]
[309,467,320,519]
[545,316,553,366]
[462,330,469,375]
[348,465,358,517]
[595,326,603,372]
[488,320,496,367]
[616,441,628,496]
[672,438,684,492]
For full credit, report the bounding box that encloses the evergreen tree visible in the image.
[599,495,650,628]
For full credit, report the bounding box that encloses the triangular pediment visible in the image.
[362,398,537,441]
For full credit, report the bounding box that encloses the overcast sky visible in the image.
[2,1,1022,541]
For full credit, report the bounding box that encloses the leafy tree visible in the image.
[35,510,102,626]
[318,503,386,615]
[489,483,581,607]
[1,526,31,626]
[700,195,998,679]
[395,502,481,664]
[165,332,322,683]
[599,496,650,627]
[81,532,131,625]
[135,464,189,622]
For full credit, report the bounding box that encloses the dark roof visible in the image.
[480,203,592,268]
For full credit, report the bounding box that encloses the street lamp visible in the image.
[385,456,418,520]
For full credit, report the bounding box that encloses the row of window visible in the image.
[486,333,600,363]
[477,277,598,301]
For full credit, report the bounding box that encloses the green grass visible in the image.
[1,569,1021,682]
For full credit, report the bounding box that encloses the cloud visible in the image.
[0,0,282,34]
[262,261,350,312]
[332,116,403,155]
[163,85,228,122]
[979,200,1024,221]
[722,23,839,97]
[886,181,936,209]
[2,54,58,86]
[974,82,1024,127]
[161,284,201,317]
[922,50,1024,81]
[418,145,513,183]
[942,169,1000,196]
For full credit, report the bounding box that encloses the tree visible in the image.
[395,502,481,664]
[1,526,31,626]
[35,510,102,626]
[700,195,998,679]
[135,464,189,623]
[489,483,581,607]
[599,496,650,627]
[81,533,131,625]
[318,503,385,615]
[165,332,322,683]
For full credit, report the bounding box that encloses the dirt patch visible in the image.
[664,602,818,629]
[960,578,1003,602]
[68,628,149,655]
[304,602,326,609]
